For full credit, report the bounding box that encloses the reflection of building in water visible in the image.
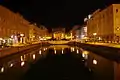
[52,28,65,40]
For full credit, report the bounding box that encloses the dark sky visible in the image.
[1,0,120,31]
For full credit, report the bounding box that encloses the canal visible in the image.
[0,45,119,80]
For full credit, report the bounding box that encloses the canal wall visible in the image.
[68,42,120,62]
[0,42,50,58]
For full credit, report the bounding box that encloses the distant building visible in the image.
[70,25,80,39]
[80,25,87,39]
[87,4,120,43]
[52,28,65,40]
[70,25,87,40]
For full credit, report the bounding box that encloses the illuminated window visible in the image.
[116,27,120,31]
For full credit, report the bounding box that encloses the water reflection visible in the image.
[39,50,42,55]
[21,61,25,67]
[82,50,89,59]
[0,45,119,80]
[33,54,36,60]
[0,67,4,73]
[62,49,64,54]
[10,63,13,68]
[76,49,79,54]
[93,59,97,65]
[43,48,46,51]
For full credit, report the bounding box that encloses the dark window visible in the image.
[116,9,118,13]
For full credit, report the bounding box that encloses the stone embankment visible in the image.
[0,42,50,58]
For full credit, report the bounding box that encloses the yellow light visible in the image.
[0,38,2,40]
[20,34,24,37]
[20,56,24,61]
[62,49,64,54]
[10,63,13,67]
[21,61,25,67]
[54,34,56,38]
[93,59,97,65]
[77,49,79,54]
[0,67,4,73]
[33,54,36,59]
[54,50,56,54]
[44,48,46,51]
[82,51,89,59]
[93,33,97,36]
[72,48,75,51]
[82,51,89,55]
[33,36,35,38]
[46,37,52,39]
[39,50,41,54]
[82,53,85,57]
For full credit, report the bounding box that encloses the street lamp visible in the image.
[93,33,97,43]
[93,33,97,36]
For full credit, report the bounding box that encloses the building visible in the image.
[80,25,87,39]
[52,28,65,40]
[29,24,48,42]
[0,5,48,46]
[87,4,120,43]
[0,6,30,45]
[70,25,80,39]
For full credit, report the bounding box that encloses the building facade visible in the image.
[87,4,120,43]
[52,28,65,40]
[0,6,48,46]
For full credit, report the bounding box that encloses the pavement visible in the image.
[86,42,120,48]
[12,41,42,47]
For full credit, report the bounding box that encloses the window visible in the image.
[116,9,118,13]
[116,27,120,31]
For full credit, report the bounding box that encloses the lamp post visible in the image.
[93,33,97,43]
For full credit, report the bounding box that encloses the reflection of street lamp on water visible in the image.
[93,33,97,43]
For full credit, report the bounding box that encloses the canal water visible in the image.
[0,45,119,80]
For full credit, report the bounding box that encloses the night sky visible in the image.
[0,0,120,31]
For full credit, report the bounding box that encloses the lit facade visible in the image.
[87,4,120,42]
[52,28,65,40]
[0,6,30,45]
[0,6,48,46]
[80,26,87,39]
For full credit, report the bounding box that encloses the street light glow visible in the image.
[93,33,97,36]
[62,49,64,54]
[39,50,41,54]
[93,59,97,65]
[21,61,25,67]
[0,67,4,73]
[20,34,24,37]
[33,54,36,59]
[77,49,79,54]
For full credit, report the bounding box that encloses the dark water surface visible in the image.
[0,45,119,80]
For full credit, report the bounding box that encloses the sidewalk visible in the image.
[86,42,120,48]
[12,43,28,47]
